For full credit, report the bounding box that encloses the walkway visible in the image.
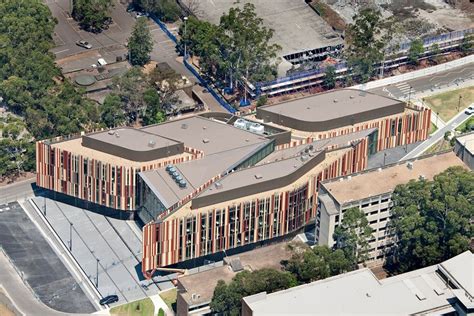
[402,104,473,159]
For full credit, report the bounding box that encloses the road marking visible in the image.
[54,48,70,54]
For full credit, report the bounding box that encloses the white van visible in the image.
[97,58,107,66]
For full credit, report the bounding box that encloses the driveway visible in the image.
[402,107,472,159]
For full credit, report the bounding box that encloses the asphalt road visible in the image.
[403,110,472,159]
[370,63,474,100]
[0,202,96,313]
[0,178,39,204]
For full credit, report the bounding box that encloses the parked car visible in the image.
[76,40,92,49]
[465,106,474,115]
[135,12,149,18]
[99,295,119,305]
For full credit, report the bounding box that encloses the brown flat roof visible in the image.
[259,89,403,122]
[84,127,180,152]
[322,151,466,205]
[142,116,268,155]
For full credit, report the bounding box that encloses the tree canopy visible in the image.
[333,207,374,267]
[0,0,103,178]
[72,0,113,33]
[388,166,474,273]
[179,3,281,89]
[283,245,351,284]
[408,39,425,65]
[345,8,384,83]
[210,269,297,315]
[128,17,153,66]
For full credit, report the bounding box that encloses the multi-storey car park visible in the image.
[35,89,431,278]
[316,151,467,266]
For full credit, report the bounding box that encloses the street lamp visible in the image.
[43,197,46,217]
[408,86,413,105]
[183,16,188,59]
[457,95,462,113]
[69,222,73,251]
[96,258,100,288]
[383,152,387,166]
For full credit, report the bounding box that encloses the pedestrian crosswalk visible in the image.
[394,82,415,98]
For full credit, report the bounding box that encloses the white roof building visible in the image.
[242,251,473,316]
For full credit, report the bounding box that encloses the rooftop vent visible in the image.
[350,95,355,99]
[181,123,188,129]
[167,166,176,174]
[115,132,120,138]
[148,140,156,148]
[172,171,179,179]
[179,179,187,188]
[308,145,314,150]
[166,165,173,172]
[407,162,414,170]
[333,99,338,103]
[306,106,311,110]
[301,155,309,162]
[108,130,115,135]
[175,175,183,182]
[215,182,223,189]
[254,174,263,179]
[202,138,210,143]
[203,126,207,130]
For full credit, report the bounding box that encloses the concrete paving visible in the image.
[46,0,134,60]
[31,197,159,306]
[0,202,96,313]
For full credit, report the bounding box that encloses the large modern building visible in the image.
[316,151,467,265]
[242,250,473,316]
[35,89,431,277]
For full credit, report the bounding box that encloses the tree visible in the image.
[72,0,113,33]
[100,94,125,128]
[128,18,153,66]
[408,39,425,65]
[388,167,474,273]
[345,8,384,83]
[333,207,373,267]
[210,269,297,315]
[283,245,351,284]
[429,43,442,64]
[133,0,181,22]
[179,4,281,90]
[460,34,473,54]
[323,66,337,90]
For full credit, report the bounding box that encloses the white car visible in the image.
[465,106,474,115]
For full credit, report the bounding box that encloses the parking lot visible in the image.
[45,0,134,59]
[0,202,96,313]
[31,197,160,304]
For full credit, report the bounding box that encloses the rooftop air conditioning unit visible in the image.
[148,140,156,148]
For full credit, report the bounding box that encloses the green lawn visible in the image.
[456,116,474,133]
[430,122,438,134]
[110,297,155,316]
[159,289,177,311]
[424,86,474,122]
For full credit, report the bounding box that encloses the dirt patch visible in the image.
[0,172,35,187]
